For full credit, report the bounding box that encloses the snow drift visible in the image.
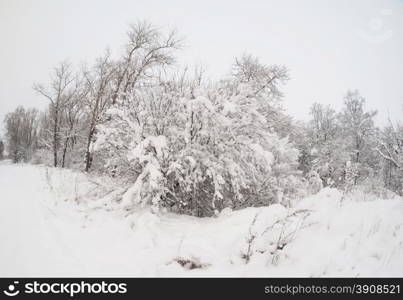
[0,162,402,277]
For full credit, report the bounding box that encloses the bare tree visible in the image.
[339,90,377,165]
[112,21,182,105]
[309,103,339,145]
[233,54,289,99]
[232,54,289,132]
[82,52,116,172]
[33,62,77,167]
[60,80,87,168]
[4,106,39,163]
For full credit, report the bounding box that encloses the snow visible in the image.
[249,143,274,167]
[127,135,167,162]
[1,161,402,277]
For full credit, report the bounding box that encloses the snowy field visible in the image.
[1,161,402,277]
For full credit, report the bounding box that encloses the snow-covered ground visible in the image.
[0,161,402,277]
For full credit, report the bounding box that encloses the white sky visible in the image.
[0,0,402,135]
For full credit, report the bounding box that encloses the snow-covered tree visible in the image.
[309,103,339,145]
[339,90,378,184]
[304,93,380,189]
[80,52,117,172]
[111,21,182,105]
[4,106,39,163]
[82,23,181,172]
[305,103,345,187]
[378,121,403,195]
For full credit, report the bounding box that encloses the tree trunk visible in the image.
[61,122,75,168]
[84,128,95,172]
[61,137,70,168]
[53,109,59,167]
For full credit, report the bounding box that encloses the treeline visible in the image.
[297,93,402,196]
[1,21,402,216]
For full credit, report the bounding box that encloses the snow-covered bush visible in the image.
[306,170,323,195]
[92,61,304,216]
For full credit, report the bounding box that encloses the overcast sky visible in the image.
[0,0,402,135]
